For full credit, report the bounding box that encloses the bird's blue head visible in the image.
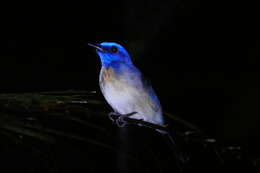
[88,42,133,67]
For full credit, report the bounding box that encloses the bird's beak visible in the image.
[88,43,105,52]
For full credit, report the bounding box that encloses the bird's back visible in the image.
[99,62,164,125]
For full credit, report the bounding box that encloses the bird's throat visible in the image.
[100,66,117,84]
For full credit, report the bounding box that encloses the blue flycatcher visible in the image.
[89,42,186,172]
[88,42,164,128]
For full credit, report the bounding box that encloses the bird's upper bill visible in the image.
[88,43,105,52]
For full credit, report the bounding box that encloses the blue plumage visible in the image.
[89,42,164,125]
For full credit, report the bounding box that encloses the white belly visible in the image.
[100,80,163,125]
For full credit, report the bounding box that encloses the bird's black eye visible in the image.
[110,46,118,53]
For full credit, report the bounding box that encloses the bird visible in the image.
[88,42,165,128]
[89,42,187,172]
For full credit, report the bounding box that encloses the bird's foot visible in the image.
[108,112,120,122]
[108,111,137,127]
[116,112,137,127]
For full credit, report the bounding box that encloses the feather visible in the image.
[99,62,164,125]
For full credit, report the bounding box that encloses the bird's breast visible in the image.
[100,66,117,84]
[99,66,125,93]
[99,66,164,125]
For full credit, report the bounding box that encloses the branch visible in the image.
[108,113,169,133]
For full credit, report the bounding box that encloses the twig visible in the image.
[109,113,169,133]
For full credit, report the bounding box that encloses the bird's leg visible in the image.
[108,112,121,122]
[115,111,137,127]
[108,111,137,127]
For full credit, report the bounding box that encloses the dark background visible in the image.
[0,0,260,172]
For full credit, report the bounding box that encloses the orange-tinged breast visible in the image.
[104,67,116,81]
[100,67,118,87]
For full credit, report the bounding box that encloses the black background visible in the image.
[0,0,260,172]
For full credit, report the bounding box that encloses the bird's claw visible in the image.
[108,112,120,122]
[108,111,137,127]
[116,115,127,127]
